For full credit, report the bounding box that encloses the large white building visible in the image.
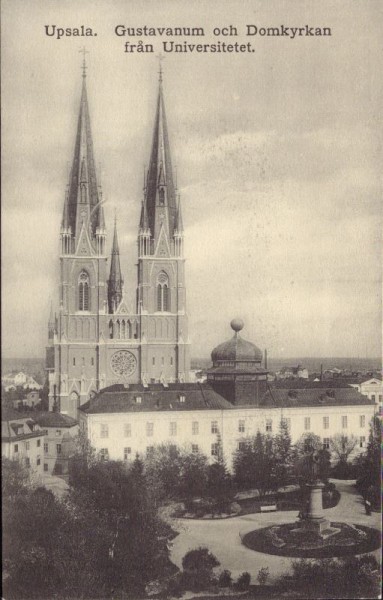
[80,321,376,468]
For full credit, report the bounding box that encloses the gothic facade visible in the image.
[46,66,190,419]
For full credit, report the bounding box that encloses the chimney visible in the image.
[320,363,323,381]
[264,349,268,370]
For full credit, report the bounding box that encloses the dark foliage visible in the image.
[280,555,381,599]
[218,569,233,587]
[181,547,220,592]
[355,415,381,509]
[235,571,251,591]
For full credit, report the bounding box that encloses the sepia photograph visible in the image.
[1,1,382,599]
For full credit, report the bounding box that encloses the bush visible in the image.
[182,547,219,572]
[218,569,232,587]
[257,566,270,585]
[331,461,358,480]
[235,571,251,590]
[280,556,381,598]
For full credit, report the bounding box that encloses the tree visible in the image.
[144,443,182,502]
[206,434,234,513]
[293,433,331,486]
[233,432,278,499]
[330,434,358,464]
[279,556,380,599]
[273,419,293,489]
[178,449,208,501]
[68,453,174,596]
[181,547,220,592]
[355,415,381,507]
[2,457,31,500]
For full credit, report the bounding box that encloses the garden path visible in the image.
[169,479,381,584]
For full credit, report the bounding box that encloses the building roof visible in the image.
[30,412,78,428]
[260,387,375,408]
[80,383,233,414]
[211,333,263,363]
[1,410,46,442]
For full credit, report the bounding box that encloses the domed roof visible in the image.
[211,320,263,363]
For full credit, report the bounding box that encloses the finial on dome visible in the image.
[230,318,244,333]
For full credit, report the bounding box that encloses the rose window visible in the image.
[110,351,137,377]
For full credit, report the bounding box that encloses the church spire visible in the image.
[144,65,177,240]
[66,56,101,240]
[48,300,55,341]
[174,192,184,233]
[108,217,123,313]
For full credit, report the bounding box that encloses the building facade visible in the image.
[47,64,190,419]
[1,409,45,475]
[79,322,376,469]
[32,412,79,476]
[350,378,383,410]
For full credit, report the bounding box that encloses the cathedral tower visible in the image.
[49,59,108,417]
[48,61,190,418]
[137,67,190,383]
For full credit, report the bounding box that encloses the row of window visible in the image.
[304,415,366,431]
[100,419,217,438]
[369,394,382,402]
[99,435,368,462]
[14,438,42,453]
[99,415,368,440]
[72,357,94,367]
[152,356,174,366]
[14,441,62,455]
[100,443,212,461]
[24,456,41,467]
[322,436,366,450]
[77,270,172,313]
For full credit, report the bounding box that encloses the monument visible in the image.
[296,449,340,539]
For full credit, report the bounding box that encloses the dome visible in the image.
[211,320,263,364]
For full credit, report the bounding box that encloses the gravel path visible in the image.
[169,479,381,583]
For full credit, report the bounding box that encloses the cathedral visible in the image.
[46,61,190,418]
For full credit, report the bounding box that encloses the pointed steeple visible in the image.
[145,69,177,239]
[174,193,184,233]
[66,60,101,239]
[108,217,123,313]
[61,186,70,230]
[139,196,149,231]
[48,300,55,340]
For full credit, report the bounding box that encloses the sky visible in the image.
[1,0,382,359]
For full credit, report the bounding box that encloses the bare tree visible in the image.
[330,434,358,463]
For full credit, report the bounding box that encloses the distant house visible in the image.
[31,412,79,476]
[276,365,308,380]
[14,372,28,386]
[349,378,382,409]
[23,377,42,391]
[12,391,41,410]
[5,384,17,392]
[1,409,45,474]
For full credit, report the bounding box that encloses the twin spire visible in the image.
[62,55,183,313]
[61,58,104,238]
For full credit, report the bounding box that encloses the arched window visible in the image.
[156,271,170,312]
[159,188,165,205]
[78,271,90,311]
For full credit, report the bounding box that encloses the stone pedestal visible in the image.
[296,481,340,540]
[306,482,325,520]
